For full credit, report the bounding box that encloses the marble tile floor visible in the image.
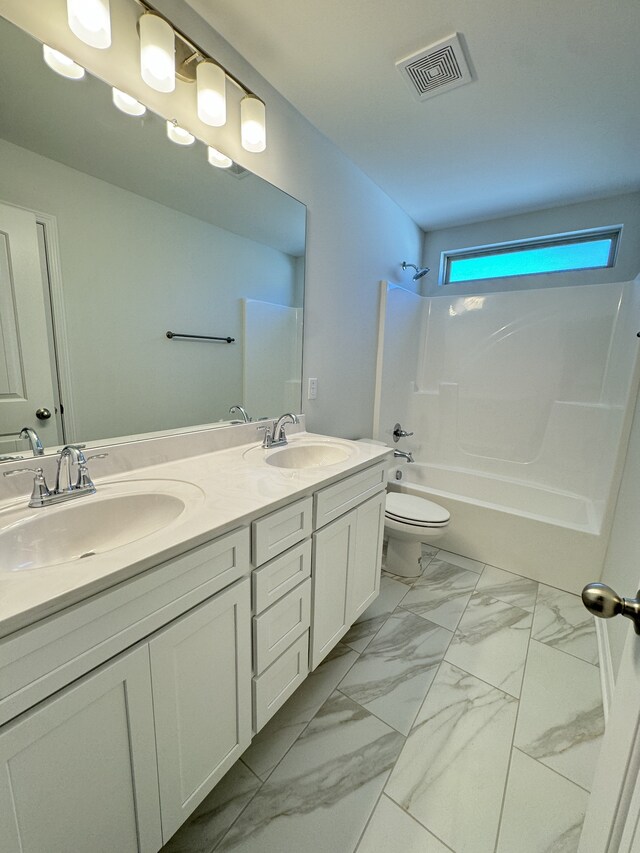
[162,547,604,853]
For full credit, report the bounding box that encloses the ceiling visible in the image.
[185,0,640,231]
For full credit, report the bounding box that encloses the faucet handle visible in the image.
[256,424,273,448]
[86,453,108,462]
[3,466,52,503]
[392,423,414,442]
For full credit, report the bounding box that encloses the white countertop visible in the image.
[0,432,390,638]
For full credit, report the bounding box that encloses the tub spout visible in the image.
[394,449,414,463]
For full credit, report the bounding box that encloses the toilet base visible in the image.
[386,537,423,578]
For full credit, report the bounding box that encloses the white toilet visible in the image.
[358,439,451,577]
[384,490,450,578]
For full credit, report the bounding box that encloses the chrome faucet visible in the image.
[20,426,45,456]
[258,413,299,448]
[4,445,108,508]
[229,404,251,423]
[393,449,414,463]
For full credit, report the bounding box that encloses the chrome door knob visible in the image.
[35,407,51,420]
[582,583,640,635]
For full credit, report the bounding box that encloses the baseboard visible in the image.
[595,616,615,724]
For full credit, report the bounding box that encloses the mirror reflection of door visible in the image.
[0,202,63,457]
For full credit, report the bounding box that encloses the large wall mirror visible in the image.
[0,15,306,456]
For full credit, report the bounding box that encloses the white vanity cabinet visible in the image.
[0,530,253,853]
[310,464,386,669]
[0,447,390,853]
[0,644,162,853]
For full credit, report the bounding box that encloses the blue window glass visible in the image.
[443,229,620,285]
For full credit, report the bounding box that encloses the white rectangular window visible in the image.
[441,227,621,285]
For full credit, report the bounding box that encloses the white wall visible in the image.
[0,0,422,440]
[422,192,640,296]
[0,138,298,442]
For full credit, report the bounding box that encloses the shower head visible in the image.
[401,261,430,281]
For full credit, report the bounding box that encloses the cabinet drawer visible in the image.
[252,539,312,614]
[314,463,386,528]
[0,527,250,726]
[252,496,313,566]
[253,579,311,674]
[253,632,309,732]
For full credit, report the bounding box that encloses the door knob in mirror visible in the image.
[35,408,51,420]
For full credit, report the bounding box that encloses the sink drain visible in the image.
[79,551,96,559]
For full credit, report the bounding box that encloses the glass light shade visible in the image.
[166,121,195,146]
[67,0,111,49]
[112,88,146,116]
[42,45,85,80]
[240,95,266,153]
[207,146,232,168]
[197,61,226,127]
[139,12,175,93]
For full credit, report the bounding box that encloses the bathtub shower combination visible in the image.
[375,278,640,591]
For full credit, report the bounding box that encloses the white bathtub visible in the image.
[388,463,606,593]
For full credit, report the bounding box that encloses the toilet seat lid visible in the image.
[386,493,450,525]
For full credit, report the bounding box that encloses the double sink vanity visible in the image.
[0,419,390,853]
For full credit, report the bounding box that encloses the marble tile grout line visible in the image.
[382,791,458,853]
[490,578,539,853]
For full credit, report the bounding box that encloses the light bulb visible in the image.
[67,0,111,49]
[197,61,226,127]
[166,121,195,146]
[207,147,232,168]
[240,95,266,153]
[139,12,175,93]
[42,45,85,80]
[112,88,146,116]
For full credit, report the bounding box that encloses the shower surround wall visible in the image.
[376,279,640,591]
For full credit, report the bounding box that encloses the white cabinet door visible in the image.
[149,578,252,843]
[311,508,356,669]
[0,644,162,853]
[348,491,385,621]
[311,491,386,670]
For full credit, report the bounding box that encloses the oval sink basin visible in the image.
[0,479,204,572]
[265,443,351,469]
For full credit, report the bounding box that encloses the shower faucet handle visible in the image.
[393,422,414,443]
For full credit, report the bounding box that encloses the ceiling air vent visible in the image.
[396,33,472,101]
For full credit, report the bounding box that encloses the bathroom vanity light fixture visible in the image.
[112,87,146,116]
[139,11,175,93]
[136,3,268,152]
[207,146,233,168]
[67,0,112,49]
[42,45,85,79]
[166,120,195,145]
[240,94,267,153]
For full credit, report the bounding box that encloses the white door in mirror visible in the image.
[0,204,61,453]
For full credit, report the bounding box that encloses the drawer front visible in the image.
[0,527,250,726]
[314,463,386,528]
[252,632,309,732]
[252,540,312,614]
[252,497,313,566]
[253,579,311,674]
